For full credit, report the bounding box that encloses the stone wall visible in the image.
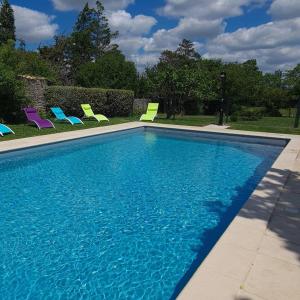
[19,75,48,111]
[133,98,151,114]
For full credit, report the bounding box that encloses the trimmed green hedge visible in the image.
[45,86,134,117]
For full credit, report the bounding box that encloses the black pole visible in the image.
[218,72,226,126]
[294,99,300,128]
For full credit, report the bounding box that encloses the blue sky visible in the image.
[7,0,300,71]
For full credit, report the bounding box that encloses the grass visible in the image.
[1,115,299,142]
[156,115,300,135]
[0,117,136,142]
[154,115,217,126]
[228,117,300,135]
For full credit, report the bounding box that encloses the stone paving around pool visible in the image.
[1,122,299,300]
[178,127,300,300]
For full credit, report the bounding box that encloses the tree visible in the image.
[70,3,95,68]
[18,38,26,51]
[17,51,59,83]
[285,64,300,96]
[145,40,216,118]
[76,50,137,90]
[70,1,118,72]
[0,42,28,122]
[0,40,58,83]
[93,1,118,56]
[176,39,201,60]
[224,59,263,112]
[39,35,72,84]
[0,0,16,45]
[285,64,300,113]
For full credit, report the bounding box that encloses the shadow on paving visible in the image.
[171,163,300,300]
[235,166,300,300]
[239,167,300,262]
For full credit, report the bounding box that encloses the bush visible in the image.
[264,103,282,117]
[230,107,264,122]
[230,112,238,122]
[45,85,134,117]
[0,62,29,123]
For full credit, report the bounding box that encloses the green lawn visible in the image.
[1,115,299,142]
[154,115,217,126]
[156,115,300,135]
[0,117,136,142]
[228,117,300,135]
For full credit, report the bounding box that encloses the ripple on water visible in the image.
[0,130,282,299]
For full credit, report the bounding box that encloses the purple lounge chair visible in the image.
[24,107,55,130]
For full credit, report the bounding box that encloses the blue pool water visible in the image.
[0,128,284,299]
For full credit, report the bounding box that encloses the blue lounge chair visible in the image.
[0,124,15,136]
[51,107,84,125]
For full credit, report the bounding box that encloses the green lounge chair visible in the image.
[81,104,109,123]
[140,103,159,122]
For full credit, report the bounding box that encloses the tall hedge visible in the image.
[45,86,134,117]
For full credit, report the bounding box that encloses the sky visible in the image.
[7,0,300,72]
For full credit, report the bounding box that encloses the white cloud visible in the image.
[269,0,300,20]
[131,53,161,72]
[52,0,134,11]
[206,18,300,52]
[134,0,267,70]
[12,5,58,43]
[14,0,300,72]
[205,17,300,71]
[107,10,157,62]
[143,17,224,55]
[159,0,267,19]
[109,10,157,36]
[116,36,148,56]
[170,17,225,39]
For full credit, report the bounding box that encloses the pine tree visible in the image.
[176,39,201,60]
[70,1,118,68]
[18,38,26,51]
[71,3,95,67]
[0,0,16,45]
[93,1,118,56]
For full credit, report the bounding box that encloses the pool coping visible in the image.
[1,122,300,300]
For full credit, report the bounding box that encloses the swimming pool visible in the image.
[0,127,285,299]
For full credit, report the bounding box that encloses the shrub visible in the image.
[264,103,282,117]
[0,62,29,123]
[239,108,264,121]
[230,112,238,122]
[45,85,134,117]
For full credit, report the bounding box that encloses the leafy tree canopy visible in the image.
[76,50,137,90]
[39,1,118,83]
[0,0,15,45]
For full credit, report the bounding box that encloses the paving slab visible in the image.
[219,222,265,252]
[199,242,257,281]
[235,290,266,300]
[177,268,241,300]
[244,254,300,300]
[266,214,300,245]
[258,235,300,266]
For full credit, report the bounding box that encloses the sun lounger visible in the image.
[51,107,84,125]
[81,104,109,122]
[140,103,159,122]
[0,124,15,136]
[24,107,55,129]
